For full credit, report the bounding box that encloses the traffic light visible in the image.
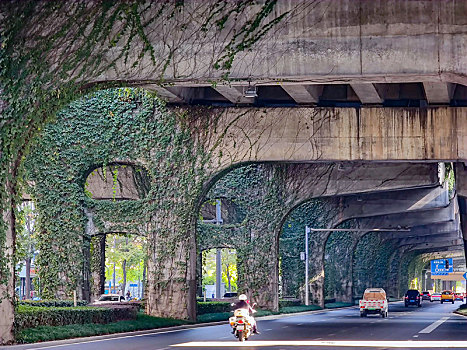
[445,259,450,270]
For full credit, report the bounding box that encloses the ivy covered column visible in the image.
[25,89,214,320]
[352,233,399,298]
[90,234,106,302]
[281,199,341,308]
[324,222,360,304]
[0,179,15,344]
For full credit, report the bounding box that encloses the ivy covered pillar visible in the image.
[198,165,290,311]
[0,179,15,344]
[24,89,215,320]
[280,199,341,308]
[324,224,359,304]
[90,234,106,302]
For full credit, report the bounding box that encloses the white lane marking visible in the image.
[173,340,467,347]
[419,317,449,334]
[297,323,303,326]
[282,326,289,329]
[413,335,419,338]
[265,328,272,331]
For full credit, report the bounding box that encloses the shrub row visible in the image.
[19,300,88,308]
[16,305,137,330]
[279,299,301,308]
[197,302,231,315]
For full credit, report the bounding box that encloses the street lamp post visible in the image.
[305,225,310,306]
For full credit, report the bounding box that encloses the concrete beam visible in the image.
[350,83,382,104]
[395,234,461,247]
[385,221,460,239]
[423,82,454,104]
[405,239,463,251]
[213,86,253,104]
[281,85,323,104]
[138,85,183,103]
[283,162,439,207]
[207,107,467,165]
[349,201,455,231]
[340,185,448,221]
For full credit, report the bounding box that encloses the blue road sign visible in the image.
[431,258,453,275]
[463,272,467,280]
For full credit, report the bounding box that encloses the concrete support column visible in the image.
[90,235,106,301]
[146,222,197,321]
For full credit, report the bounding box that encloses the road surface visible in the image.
[7,300,467,350]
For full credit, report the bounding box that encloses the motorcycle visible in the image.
[228,304,256,342]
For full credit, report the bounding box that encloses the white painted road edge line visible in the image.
[173,340,467,348]
[419,317,449,334]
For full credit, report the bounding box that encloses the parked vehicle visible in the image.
[93,294,125,304]
[224,292,238,298]
[440,290,455,304]
[404,290,421,307]
[420,291,431,301]
[430,293,441,302]
[359,288,388,318]
[229,304,257,342]
[454,293,464,302]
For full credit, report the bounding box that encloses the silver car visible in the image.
[93,294,125,304]
[430,293,441,302]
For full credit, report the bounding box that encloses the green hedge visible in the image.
[19,300,88,307]
[17,314,188,344]
[279,299,301,308]
[16,305,137,330]
[197,302,231,315]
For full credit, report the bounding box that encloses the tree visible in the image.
[202,248,237,293]
[16,201,37,299]
[222,249,237,292]
[105,234,146,295]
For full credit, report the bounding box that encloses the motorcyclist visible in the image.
[232,294,259,334]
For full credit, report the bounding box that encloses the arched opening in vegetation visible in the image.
[200,248,238,299]
[103,233,147,301]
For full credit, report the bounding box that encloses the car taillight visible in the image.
[238,320,243,324]
[405,296,408,299]
[417,296,420,299]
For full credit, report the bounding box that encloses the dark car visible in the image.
[405,290,421,307]
[421,291,431,301]
[223,292,238,298]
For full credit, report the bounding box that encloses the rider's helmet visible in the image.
[239,294,247,301]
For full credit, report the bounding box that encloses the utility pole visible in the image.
[305,226,310,306]
[215,199,222,299]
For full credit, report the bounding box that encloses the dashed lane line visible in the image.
[418,317,449,334]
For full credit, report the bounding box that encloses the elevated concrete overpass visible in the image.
[2,0,467,343]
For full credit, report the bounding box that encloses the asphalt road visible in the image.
[7,300,467,350]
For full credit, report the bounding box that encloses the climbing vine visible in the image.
[24,88,213,301]
[352,232,399,298]
[1,0,292,308]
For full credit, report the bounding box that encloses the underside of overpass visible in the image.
[2,0,467,344]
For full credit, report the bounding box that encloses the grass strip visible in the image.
[324,302,353,309]
[17,314,188,344]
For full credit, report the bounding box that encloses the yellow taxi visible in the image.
[440,290,455,304]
